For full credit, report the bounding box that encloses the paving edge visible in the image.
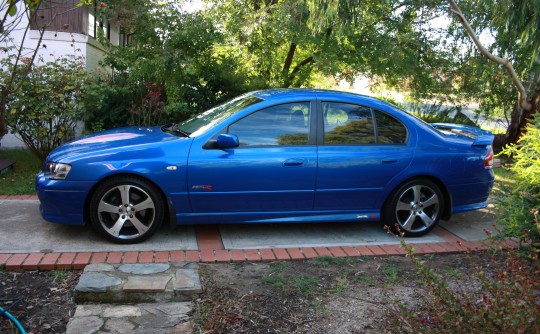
[0,195,38,200]
[0,239,520,271]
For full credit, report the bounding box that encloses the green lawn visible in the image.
[0,149,41,195]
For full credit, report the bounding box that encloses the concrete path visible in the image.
[0,199,515,271]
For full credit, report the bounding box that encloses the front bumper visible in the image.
[36,172,95,226]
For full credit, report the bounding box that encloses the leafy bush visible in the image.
[387,228,540,333]
[82,74,133,133]
[2,56,92,162]
[498,114,540,241]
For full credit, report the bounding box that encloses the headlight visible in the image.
[44,162,72,180]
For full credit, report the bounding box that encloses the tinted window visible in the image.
[323,102,375,144]
[181,94,262,136]
[228,103,310,146]
[375,110,407,144]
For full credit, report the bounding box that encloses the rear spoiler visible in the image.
[430,123,494,147]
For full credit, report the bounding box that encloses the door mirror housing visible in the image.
[216,134,239,148]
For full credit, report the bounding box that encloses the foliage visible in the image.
[497,114,540,241]
[98,1,257,125]
[2,56,92,162]
[82,74,133,133]
[387,227,540,333]
[0,149,40,195]
[210,0,450,89]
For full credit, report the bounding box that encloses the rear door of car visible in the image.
[187,101,317,213]
[314,100,414,211]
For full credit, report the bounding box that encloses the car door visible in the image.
[315,101,414,210]
[187,102,317,213]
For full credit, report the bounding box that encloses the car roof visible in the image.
[250,88,385,105]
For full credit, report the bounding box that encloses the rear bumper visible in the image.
[448,169,494,215]
[36,173,94,226]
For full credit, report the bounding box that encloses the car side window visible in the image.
[228,102,310,146]
[323,102,375,144]
[374,109,407,144]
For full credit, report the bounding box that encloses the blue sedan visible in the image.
[36,89,494,243]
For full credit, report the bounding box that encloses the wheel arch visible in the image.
[383,175,452,221]
[83,173,174,227]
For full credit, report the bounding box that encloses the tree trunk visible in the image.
[0,88,8,142]
[505,93,539,146]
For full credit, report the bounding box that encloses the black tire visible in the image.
[383,178,443,237]
[89,176,164,244]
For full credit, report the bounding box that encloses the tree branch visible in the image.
[282,42,297,77]
[448,0,532,111]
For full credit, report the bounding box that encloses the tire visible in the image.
[383,179,443,237]
[89,176,164,244]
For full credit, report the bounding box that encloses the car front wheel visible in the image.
[383,179,443,237]
[89,176,164,244]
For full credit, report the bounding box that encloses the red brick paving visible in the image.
[355,245,375,256]
[0,253,12,269]
[57,252,76,270]
[259,248,276,261]
[301,247,318,259]
[195,225,224,250]
[286,248,305,260]
[245,249,261,261]
[6,254,28,271]
[123,251,139,263]
[341,246,361,257]
[200,249,215,262]
[39,253,60,270]
[22,253,43,270]
[314,247,332,257]
[73,253,92,269]
[138,251,154,263]
[273,248,290,260]
[229,250,245,262]
[215,250,230,262]
[107,252,123,264]
[185,250,200,262]
[90,252,107,263]
[155,251,170,263]
[170,251,185,262]
[328,247,347,257]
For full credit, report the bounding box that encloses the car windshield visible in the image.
[174,94,263,137]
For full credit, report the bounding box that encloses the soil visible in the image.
[0,251,529,334]
[192,253,484,333]
[0,270,80,334]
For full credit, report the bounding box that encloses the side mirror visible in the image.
[216,134,239,148]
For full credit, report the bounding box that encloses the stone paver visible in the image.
[66,302,193,334]
[75,263,201,303]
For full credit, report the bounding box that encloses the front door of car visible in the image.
[187,102,317,213]
[315,101,414,210]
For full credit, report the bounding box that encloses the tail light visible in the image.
[484,147,494,168]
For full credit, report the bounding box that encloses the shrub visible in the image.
[498,113,540,242]
[2,56,92,162]
[82,74,133,133]
[387,227,540,333]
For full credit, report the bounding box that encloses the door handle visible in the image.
[283,158,305,167]
[382,159,398,164]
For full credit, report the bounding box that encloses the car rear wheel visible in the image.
[89,176,164,244]
[383,179,443,237]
